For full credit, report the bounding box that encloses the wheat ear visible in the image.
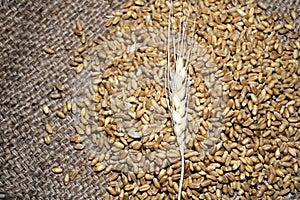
[166,1,195,199]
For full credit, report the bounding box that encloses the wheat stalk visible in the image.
[166,1,196,199]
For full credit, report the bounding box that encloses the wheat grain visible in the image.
[45,123,53,134]
[42,104,50,114]
[44,47,55,54]
[44,134,51,145]
[52,167,63,174]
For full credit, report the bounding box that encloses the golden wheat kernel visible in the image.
[88,151,97,161]
[69,60,79,67]
[145,173,154,180]
[284,16,293,24]
[74,144,84,150]
[74,57,83,63]
[275,169,285,177]
[153,178,161,189]
[42,105,50,114]
[256,23,266,31]
[285,24,294,30]
[66,101,72,111]
[76,20,83,31]
[114,141,125,149]
[134,0,144,6]
[44,134,51,145]
[124,10,132,20]
[110,172,120,182]
[64,173,70,185]
[290,9,297,20]
[157,169,166,180]
[81,33,87,44]
[141,192,148,199]
[70,134,85,143]
[288,147,297,157]
[73,28,82,36]
[279,188,290,196]
[75,64,83,74]
[56,110,65,119]
[237,9,246,17]
[51,93,62,99]
[286,116,297,123]
[70,169,79,180]
[45,123,53,134]
[71,102,77,114]
[76,46,85,54]
[105,18,113,27]
[44,47,55,54]
[131,11,137,19]
[52,167,63,174]
[112,16,120,25]
[217,168,224,175]
[101,164,111,175]
[55,82,63,91]
[90,157,99,166]
[124,184,134,191]
[73,50,79,57]
[107,186,116,196]
[139,184,150,192]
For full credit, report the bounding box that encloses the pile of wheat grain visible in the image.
[43,0,299,199]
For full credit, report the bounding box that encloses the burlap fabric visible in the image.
[0,0,299,199]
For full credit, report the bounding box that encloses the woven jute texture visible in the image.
[0,0,299,199]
